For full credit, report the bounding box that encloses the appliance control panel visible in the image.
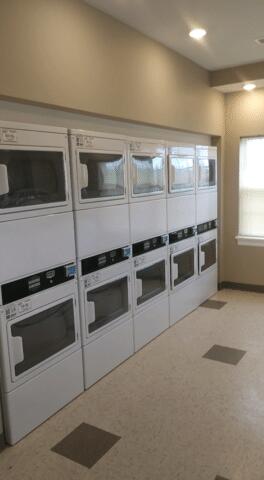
[132,234,168,257]
[0,298,32,322]
[169,226,195,244]
[84,271,102,288]
[75,135,94,149]
[197,219,217,234]
[81,246,131,276]
[0,263,76,306]
[0,128,17,144]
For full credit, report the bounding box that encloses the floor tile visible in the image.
[215,476,229,480]
[201,300,227,310]
[203,344,246,365]
[51,422,121,468]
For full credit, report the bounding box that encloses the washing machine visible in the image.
[197,220,218,304]
[132,234,169,351]
[169,226,199,326]
[0,121,75,282]
[0,262,83,445]
[69,130,130,257]
[79,245,134,389]
[128,138,167,243]
[196,145,217,224]
[167,143,196,232]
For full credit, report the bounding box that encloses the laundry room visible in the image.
[0,1,264,479]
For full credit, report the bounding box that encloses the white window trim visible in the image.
[236,235,264,247]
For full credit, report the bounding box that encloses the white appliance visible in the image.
[128,138,167,243]
[197,221,218,304]
[169,227,199,326]
[196,146,217,224]
[167,143,196,232]
[132,235,169,351]
[0,263,83,445]
[0,122,72,221]
[79,245,134,389]
[69,130,130,256]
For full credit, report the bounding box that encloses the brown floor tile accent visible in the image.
[203,344,246,365]
[51,423,121,468]
[201,300,227,310]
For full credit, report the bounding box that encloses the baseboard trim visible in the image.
[219,281,264,293]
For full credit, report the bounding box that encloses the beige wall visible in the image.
[224,89,264,284]
[0,0,224,136]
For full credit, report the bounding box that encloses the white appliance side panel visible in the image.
[196,191,218,224]
[167,195,196,232]
[134,295,169,352]
[197,268,218,306]
[83,318,134,389]
[130,199,167,243]
[0,212,75,283]
[3,349,83,445]
[75,204,130,258]
[169,279,200,326]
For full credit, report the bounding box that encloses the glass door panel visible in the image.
[79,152,125,200]
[136,260,166,306]
[169,156,194,193]
[171,249,195,287]
[132,155,164,195]
[10,299,75,377]
[198,157,216,188]
[200,239,216,272]
[86,276,129,334]
[0,150,66,209]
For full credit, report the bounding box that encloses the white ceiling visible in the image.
[85,0,264,70]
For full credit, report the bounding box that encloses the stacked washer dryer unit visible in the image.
[0,122,84,445]
[69,130,134,389]
[128,138,169,351]
[196,145,218,304]
[167,143,199,325]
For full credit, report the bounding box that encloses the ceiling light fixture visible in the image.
[189,28,207,40]
[243,83,256,92]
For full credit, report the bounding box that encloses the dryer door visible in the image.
[7,296,77,382]
[135,259,166,308]
[169,155,195,194]
[197,155,217,190]
[78,151,126,202]
[199,239,217,274]
[171,247,196,290]
[85,275,130,335]
[0,147,67,214]
[131,154,165,197]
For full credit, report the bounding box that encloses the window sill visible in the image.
[236,235,264,247]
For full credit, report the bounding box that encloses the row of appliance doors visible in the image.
[79,230,217,344]
[0,123,217,219]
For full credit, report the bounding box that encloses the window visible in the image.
[238,137,264,245]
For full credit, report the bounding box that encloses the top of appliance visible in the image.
[196,145,217,157]
[69,128,127,141]
[128,136,165,154]
[167,142,195,157]
[0,121,67,136]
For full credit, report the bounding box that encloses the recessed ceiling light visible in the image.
[189,28,207,40]
[243,83,256,91]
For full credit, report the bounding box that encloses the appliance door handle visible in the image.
[136,278,143,299]
[87,301,95,324]
[11,336,24,367]
[79,163,89,189]
[172,261,179,280]
[0,164,9,195]
[200,250,206,267]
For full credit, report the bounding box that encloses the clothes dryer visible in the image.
[128,138,167,243]
[78,245,134,389]
[167,143,196,232]
[196,146,217,224]
[0,262,83,445]
[197,220,218,304]
[169,226,199,325]
[132,234,169,351]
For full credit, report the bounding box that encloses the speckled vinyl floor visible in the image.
[1,290,264,480]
